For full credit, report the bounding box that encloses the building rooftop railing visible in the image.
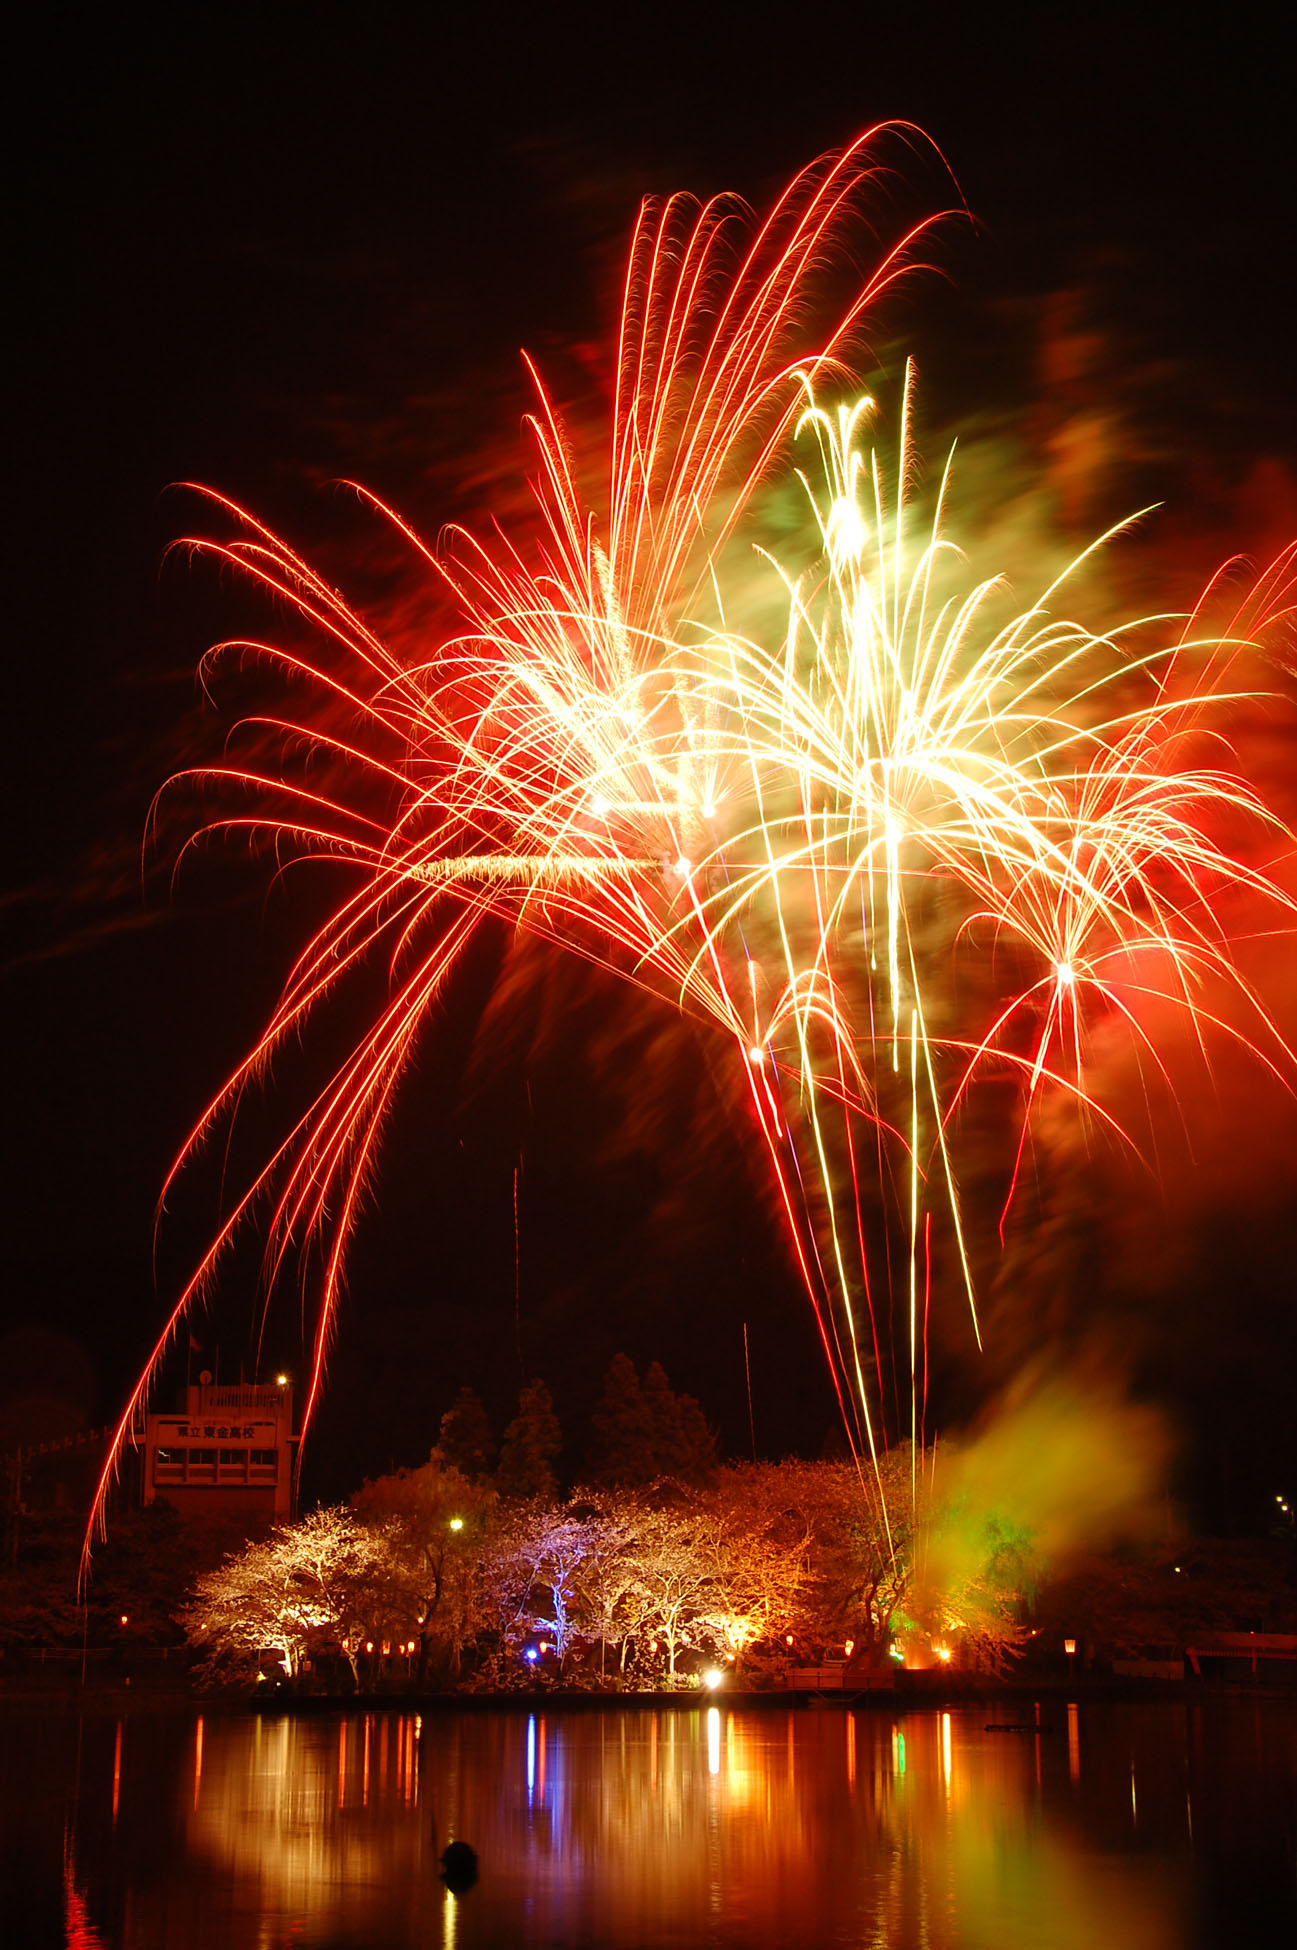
[192,1385,287,1411]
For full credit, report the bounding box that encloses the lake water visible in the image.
[3,1696,1293,1947]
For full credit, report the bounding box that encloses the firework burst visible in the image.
[87,131,1296,1555]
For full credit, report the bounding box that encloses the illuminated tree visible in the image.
[703,1457,919,1660]
[615,1502,724,1678]
[181,1506,391,1685]
[350,1454,495,1681]
[693,1477,811,1670]
[571,1505,649,1677]
[481,1504,599,1664]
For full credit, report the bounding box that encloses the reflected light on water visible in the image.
[63,1827,106,1950]
[23,1702,1297,1947]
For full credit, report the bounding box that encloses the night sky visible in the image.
[6,6,1295,1523]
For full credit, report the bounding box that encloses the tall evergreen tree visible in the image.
[438,1386,496,1481]
[588,1355,717,1487]
[495,1379,562,1501]
[586,1352,653,1486]
[643,1360,717,1484]
[675,1388,719,1485]
[642,1360,686,1472]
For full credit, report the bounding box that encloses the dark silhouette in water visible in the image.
[441,1840,479,1893]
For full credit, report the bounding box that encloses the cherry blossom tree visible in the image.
[350,1454,496,1681]
[181,1506,392,1685]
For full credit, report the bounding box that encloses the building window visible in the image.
[218,1448,248,1466]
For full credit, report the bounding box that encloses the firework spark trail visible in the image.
[687,375,1295,1452]
[87,133,1296,1564]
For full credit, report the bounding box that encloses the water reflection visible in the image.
[5,1699,1292,1946]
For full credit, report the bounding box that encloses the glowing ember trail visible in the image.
[87,131,1297,1556]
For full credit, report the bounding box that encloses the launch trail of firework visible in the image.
[87,130,1297,1560]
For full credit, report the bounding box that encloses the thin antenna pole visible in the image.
[513,1163,524,1382]
[743,1322,757,1461]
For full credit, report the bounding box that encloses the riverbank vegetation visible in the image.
[179,1448,1032,1692]
[3,1359,1293,1693]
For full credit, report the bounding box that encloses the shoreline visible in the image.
[4,1671,1294,1714]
